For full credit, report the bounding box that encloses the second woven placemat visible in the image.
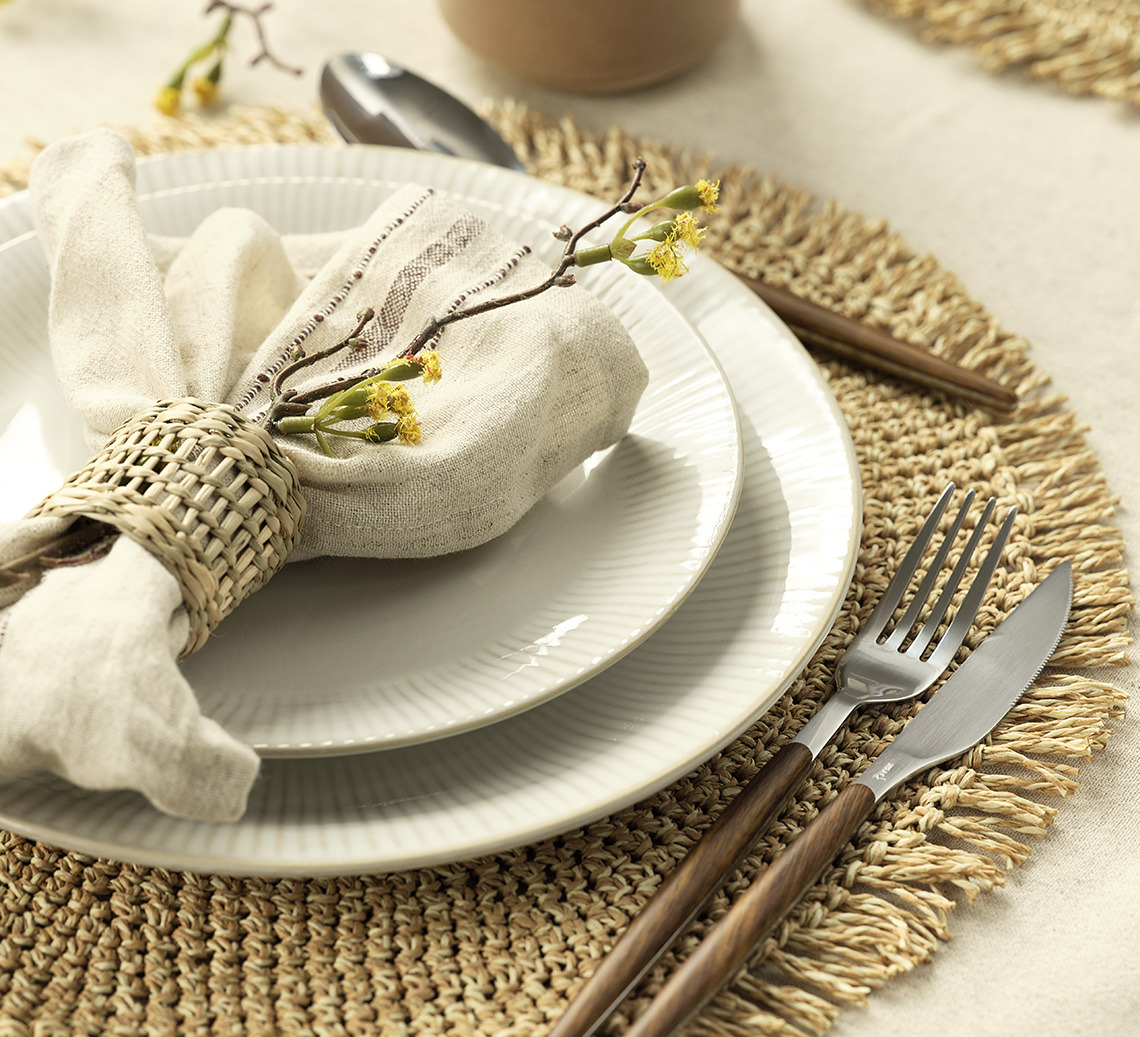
[865,0,1140,106]
[0,105,1131,1036]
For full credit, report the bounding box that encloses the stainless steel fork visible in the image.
[549,483,1017,1037]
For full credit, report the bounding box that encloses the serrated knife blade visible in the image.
[621,561,1074,1037]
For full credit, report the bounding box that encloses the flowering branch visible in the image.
[386,158,654,360]
[262,160,720,455]
[0,164,722,585]
[154,1,300,116]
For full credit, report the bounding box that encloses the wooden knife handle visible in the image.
[548,741,814,1037]
[622,781,877,1037]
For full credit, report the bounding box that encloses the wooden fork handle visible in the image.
[548,741,814,1037]
[623,781,877,1037]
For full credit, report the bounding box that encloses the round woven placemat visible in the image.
[0,106,1131,1037]
[864,0,1140,106]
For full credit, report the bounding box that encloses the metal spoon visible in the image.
[319,53,525,171]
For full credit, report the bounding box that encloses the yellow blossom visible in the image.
[365,382,393,420]
[647,239,689,283]
[696,179,721,212]
[366,381,414,420]
[154,85,182,117]
[192,75,220,105]
[396,414,422,444]
[673,212,705,248]
[388,385,415,416]
[416,350,443,383]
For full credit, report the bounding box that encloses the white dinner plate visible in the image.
[0,171,743,755]
[0,147,860,875]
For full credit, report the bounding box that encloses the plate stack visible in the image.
[0,149,859,876]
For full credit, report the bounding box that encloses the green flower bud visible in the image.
[656,185,704,211]
[323,382,372,418]
[635,221,677,243]
[622,257,658,277]
[379,359,427,381]
[362,421,399,443]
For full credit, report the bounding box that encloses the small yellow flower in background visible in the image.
[191,77,219,104]
[192,59,224,105]
[155,4,299,117]
[155,13,229,117]
[192,75,221,105]
[153,85,182,117]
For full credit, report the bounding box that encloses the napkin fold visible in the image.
[0,129,648,821]
[0,536,259,821]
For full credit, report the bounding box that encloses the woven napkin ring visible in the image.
[28,398,306,657]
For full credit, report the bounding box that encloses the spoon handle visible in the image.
[548,741,814,1037]
[738,274,1018,414]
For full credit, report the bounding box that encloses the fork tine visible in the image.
[923,503,1018,670]
[862,483,956,637]
[906,496,996,657]
[883,489,974,650]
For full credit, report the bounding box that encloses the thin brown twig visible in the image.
[271,309,374,397]
[204,0,303,76]
[268,159,649,418]
[0,518,117,587]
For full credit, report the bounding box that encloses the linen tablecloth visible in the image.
[1,3,1136,1034]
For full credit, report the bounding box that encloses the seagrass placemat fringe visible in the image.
[864,0,1140,106]
[0,104,1131,1037]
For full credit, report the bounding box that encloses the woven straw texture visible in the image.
[0,105,1132,1036]
[30,398,306,658]
[865,0,1140,105]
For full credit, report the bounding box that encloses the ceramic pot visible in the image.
[438,0,741,93]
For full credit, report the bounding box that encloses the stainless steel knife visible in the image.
[620,560,1074,1037]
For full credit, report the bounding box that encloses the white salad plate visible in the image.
[0,147,860,876]
[0,155,744,756]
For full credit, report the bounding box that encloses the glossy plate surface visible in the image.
[0,147,860,875]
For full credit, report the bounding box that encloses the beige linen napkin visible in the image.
[0,129,648,821]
